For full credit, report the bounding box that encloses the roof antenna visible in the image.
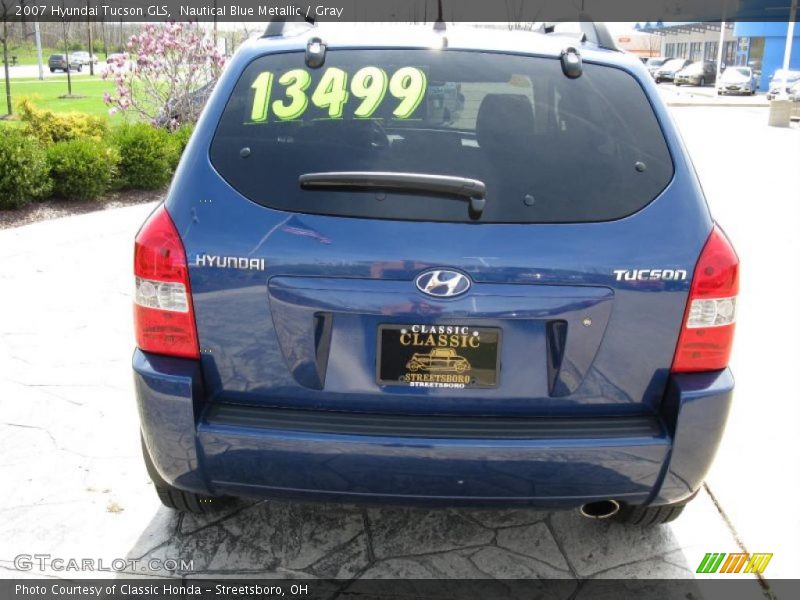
[433,0,448,47]
[434,0,446,31]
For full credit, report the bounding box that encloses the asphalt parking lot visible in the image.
[0,106,797,589]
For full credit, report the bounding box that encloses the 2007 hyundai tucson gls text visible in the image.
[133,22,738,525]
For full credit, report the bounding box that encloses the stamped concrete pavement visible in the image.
[0,105,792,590]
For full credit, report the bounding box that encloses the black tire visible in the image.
[612,492,697,526]
[49,68,55,73]
[154,486,228,514]
[613,504,685,526]
[140,435,231,514]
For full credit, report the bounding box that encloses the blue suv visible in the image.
[134,22,738,525]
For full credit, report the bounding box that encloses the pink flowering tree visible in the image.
[103,22,225,130]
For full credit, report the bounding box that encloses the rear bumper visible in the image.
[134,349,733,507]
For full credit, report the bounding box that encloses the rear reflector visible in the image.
[671,225,739,373]
[686,297,736,328]
[133,206,199,359]
[135,277,189,312]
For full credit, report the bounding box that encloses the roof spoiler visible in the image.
[538,20,619,52]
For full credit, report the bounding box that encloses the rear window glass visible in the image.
[210,50,673,223]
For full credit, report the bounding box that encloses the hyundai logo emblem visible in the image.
[415,270,471,298]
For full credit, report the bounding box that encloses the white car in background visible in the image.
[71,51,97,67]
[788,80,800,102]
[717,66,757,96]
[766,68,800,100]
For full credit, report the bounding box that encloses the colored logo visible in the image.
[415,270,471,298]
[696,552,773,574]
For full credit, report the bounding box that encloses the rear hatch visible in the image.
[177,46,709,418]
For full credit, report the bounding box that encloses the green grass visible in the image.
[6,46,60,66]
[0,76,120,120]
[5,44,110,66]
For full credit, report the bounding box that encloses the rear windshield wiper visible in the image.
[299,171,487,220]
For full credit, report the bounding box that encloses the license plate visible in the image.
[377,324,500,389]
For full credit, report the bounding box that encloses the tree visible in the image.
[59,0,75,97]
[504,0,539,31]
[645,32,662,57]
[1,0,12,116]
[103,22,225,129]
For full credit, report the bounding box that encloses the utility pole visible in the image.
[2,9,11,116]
[715,0,728,85]
[86,1,94,76]
[213,0,218,45]
[34,20,43,80]
[61,2,73,96]
[782,0,797,72]
[715,22,726,84]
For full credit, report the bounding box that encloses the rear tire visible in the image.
[154,487,228,514]
[612,492,697,526]
[613,504,685,526]
[140,435,232,514]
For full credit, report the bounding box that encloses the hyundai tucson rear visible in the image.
[134,23,738,524]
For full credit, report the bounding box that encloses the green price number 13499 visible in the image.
[250,66,427,122]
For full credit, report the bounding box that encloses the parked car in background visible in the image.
[644,56,669,77]
[674,61,717,86]
[48,54,81,73]
[716,66,757,95]
[789,81,800,120]
[766,69,800,100]
[654,58,691,83]
[71,51,98,67]
[788,79,800,102]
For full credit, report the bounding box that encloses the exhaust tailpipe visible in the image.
[579,500,620,519]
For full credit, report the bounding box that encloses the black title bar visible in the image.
[2,0,798,23]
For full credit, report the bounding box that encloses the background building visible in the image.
[734,22,800,91]
[612,27,662,58]
[641,21,799,92]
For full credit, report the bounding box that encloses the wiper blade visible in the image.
[299,171,487,220]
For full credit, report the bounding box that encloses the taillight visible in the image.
[133,205,199,359]
[671,225,739,373]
